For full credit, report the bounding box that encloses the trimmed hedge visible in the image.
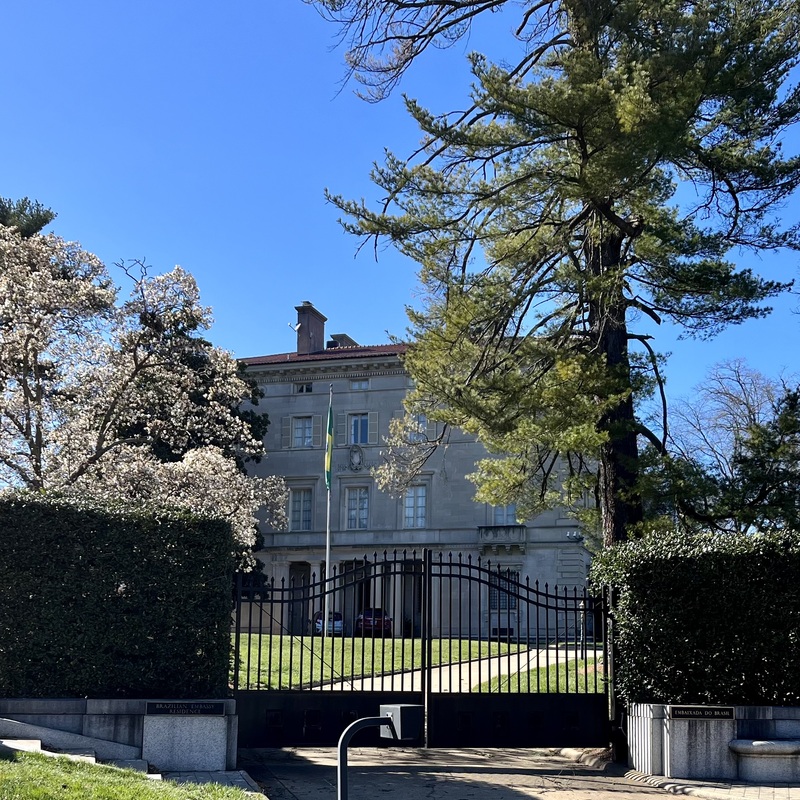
[591,530,800,705]
[0,494,234,698]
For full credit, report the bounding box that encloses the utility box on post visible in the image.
[379,704,423,743]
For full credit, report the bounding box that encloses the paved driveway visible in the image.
[239,747,668,800]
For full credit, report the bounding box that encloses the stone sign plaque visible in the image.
[146,701,225,716]
[668,705,735,720]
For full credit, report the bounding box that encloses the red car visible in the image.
[355,608,392,636]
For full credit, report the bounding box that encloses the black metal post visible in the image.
[233,572,242,692]
[422,549,434,747]
[337,716,397,800]
[606,586,627,763]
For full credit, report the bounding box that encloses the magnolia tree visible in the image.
[0,225,285,554]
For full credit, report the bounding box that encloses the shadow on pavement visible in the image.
[239,747,667,800]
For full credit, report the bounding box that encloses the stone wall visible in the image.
[0,698,237,771]
[628,703,800,782]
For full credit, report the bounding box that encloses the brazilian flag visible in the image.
[325,399,333,490]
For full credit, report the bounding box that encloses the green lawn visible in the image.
[477,657,605,693]
[0,751,253,800]
[233,634,522,689]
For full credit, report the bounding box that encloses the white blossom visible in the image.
[0,227,285,553]
[69,445,286,553]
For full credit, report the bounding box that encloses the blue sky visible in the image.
[2,1,798,405]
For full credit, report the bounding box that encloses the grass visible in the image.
[0,751,253,800]
[233,634,523,689]
[477,657,605,694]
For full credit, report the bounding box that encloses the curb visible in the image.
[552,747,616,771]
[239,769,264,794]
[555,749,753,800]
[622,770,731,799]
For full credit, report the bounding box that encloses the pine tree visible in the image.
[0,196,55,237]
[308,0,800,545]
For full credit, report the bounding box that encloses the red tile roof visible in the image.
[240,342,407,366]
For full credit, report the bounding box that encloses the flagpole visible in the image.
[323,384,333,639]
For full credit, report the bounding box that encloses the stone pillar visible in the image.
[663,706,738,780]
[628,704,665,775]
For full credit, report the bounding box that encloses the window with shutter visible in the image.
[292,417,313,448]
[349,413,369,444]
[285,416,323,448]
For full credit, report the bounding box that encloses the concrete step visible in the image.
[0,739,42,754]
[0,738,157,778]
[1,739,96,765]
[0,719,139,761]
[105,758,150,772]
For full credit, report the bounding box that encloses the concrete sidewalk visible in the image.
[237,746,800,800]
[318,646,603,693]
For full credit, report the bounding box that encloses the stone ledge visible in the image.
[729,739,800,783]
[730,739,800,755]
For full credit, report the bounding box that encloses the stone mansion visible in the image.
[240,301,590,635]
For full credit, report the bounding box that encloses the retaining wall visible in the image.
[0,698,237,771]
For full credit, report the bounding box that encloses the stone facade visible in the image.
[241,301,591,634]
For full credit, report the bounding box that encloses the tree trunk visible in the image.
[598,392,641,546]
[586,216,643,546]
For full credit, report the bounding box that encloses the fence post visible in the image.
[233,571,242,692]
[422,548,433,747]
[605,585,626,763]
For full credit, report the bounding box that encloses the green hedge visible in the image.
[0,494,234,698]
[591,530,800,705]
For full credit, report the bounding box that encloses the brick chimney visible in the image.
[294,301,327,355]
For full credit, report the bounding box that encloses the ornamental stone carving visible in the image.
[478,525,527,555]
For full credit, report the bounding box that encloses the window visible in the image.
[493,503,518,525]
[349,413,369,444]
[289,488,312,531]
[350,379,369,390]
[346,487,369,530]
[409,413,428,442]
[292,416,313,448]
[337,412,378,446]
[489,570,519,611]
[293,382,313,394]
[403,485,427,528]
[281,415,322,449]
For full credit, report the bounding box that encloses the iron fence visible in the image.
[232,549,607,697]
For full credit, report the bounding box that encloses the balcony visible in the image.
[477,525,527,555]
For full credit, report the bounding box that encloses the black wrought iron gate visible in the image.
[232,550,609,748]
